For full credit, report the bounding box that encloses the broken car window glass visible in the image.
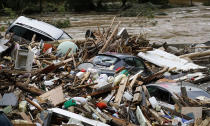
[93,55,118,67]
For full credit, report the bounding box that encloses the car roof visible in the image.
[99,52,136,59]
[12,16,63,40]
[147,82,205,94]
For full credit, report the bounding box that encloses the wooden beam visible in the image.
[99,22,121,53]
[114,77,128,105]
[133,86,142,103]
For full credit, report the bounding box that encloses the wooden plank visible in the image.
[200,117,210,126]
[149,109,164,125]
[181,87,188,98]
[181,107,202,119]
[19,112,32,123]
[114,77,128,105]
[180,50,210,59]
[99,21,121,53]
[25,98,43,111]
[39,86,65,106]
[128,73,139,91]
[82,86,119,97]
[161,106,192,120]
[142,85,150,99]
[133,86,142,103]
[87,104,107,123]
[108,114,136,126]
[136,106,147,126]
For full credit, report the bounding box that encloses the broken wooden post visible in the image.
[99,21,121,53]
[149,109,164,125]
[26,98,43,111]
[133,86,142,104]
[114,77,128,106]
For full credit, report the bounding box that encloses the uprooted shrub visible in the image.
[120,2,157,18]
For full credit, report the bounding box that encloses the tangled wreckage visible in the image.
[0,16,210,126]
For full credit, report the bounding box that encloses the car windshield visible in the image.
[93,55,119,67]
[178,91,210,99]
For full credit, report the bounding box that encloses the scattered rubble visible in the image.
[0,16,209,126]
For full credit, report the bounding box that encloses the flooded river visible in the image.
[1,3,210,44]
[46,3,210,44]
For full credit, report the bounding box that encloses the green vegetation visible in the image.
[0,26,5,32]
[203,1,210,6]
[121,2,157,18]
[2,8,16,18]
[0,0,170,18]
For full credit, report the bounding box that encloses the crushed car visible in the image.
[6,16,72,42]
[147,82,210,108]
[90,52,152,76]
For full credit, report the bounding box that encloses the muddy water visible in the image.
[62,4,210,44]
[1,3,210,44]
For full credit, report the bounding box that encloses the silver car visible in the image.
[6,16,72,42]
[147,82,210,105]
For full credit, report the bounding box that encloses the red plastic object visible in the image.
[115,67,121,72]
[96,102,107,109]
[81,69,86,72]
[43,43,52,53]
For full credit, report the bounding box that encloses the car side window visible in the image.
[124,57,135,66]
[35,33,53,41]
[9,25,53,41]
[9,26,27,38]
[134,58,144,69]
[147,86,175,104]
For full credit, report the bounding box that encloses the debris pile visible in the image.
[0,17,209,126]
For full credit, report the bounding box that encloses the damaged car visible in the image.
[147,82,210,108]
[6,16,72,42]
[91,52,152,76]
